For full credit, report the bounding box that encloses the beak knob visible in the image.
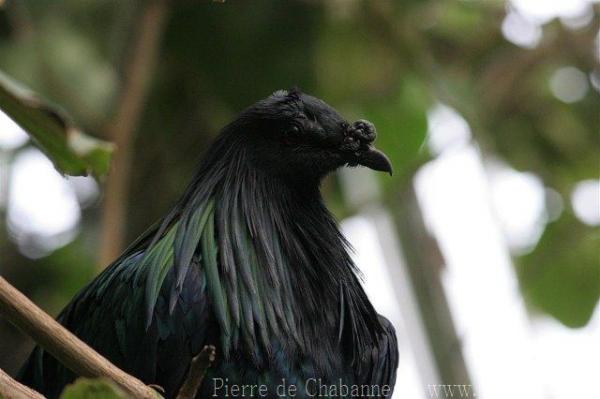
[341,119,392,175]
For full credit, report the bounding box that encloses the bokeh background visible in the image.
[0,0,598,398]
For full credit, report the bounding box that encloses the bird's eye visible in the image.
[282,125,301,146]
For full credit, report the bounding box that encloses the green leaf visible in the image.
[0,70,113,179]
[517,214,600,328]
[59,378,129,399]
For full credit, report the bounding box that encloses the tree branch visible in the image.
[0,277,160,399]
[0,367,45,399]
[175,345,216,399]
[99,0,170,268]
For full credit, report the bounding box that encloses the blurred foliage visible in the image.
[60,378,128,399]
[0,0,598,378]
[0,70,113,178]
[362,77,430,188]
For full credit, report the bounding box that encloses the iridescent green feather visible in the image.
[144,225,177,325]
[201,206,231,341]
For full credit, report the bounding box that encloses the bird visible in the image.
[18,88,398,398]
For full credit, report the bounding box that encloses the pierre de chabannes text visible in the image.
[212,378,392,397]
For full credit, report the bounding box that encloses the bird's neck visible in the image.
[175,142,380,370]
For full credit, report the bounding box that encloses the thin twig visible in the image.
[0,277,161,399]
[0,368,45,399]
[175,345,217,399]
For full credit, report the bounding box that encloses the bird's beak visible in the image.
[357,146,393,176]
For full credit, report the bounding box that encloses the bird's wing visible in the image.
[358,315,399,397]
[18,248,212,398]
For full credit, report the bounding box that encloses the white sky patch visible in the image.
[486,162,547,254]
[550,67,590,103]
[413,103,600,398]
[0,110,28,150]
[7,148,80,257]
[414,139,600,398]
[560,8,595,30]
[426,103,471,155]
[415,145,545,399]
[502,10,542,48]
[502,0,597,48]
[531,309,600,398]
[571,179,600,226]
[67,175,100,209]
[509,0,597,25]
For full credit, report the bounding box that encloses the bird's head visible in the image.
[230,88,392,182]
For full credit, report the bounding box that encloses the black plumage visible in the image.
[19,89,398,398]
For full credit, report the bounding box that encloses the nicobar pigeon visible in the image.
[19,89,399,398]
